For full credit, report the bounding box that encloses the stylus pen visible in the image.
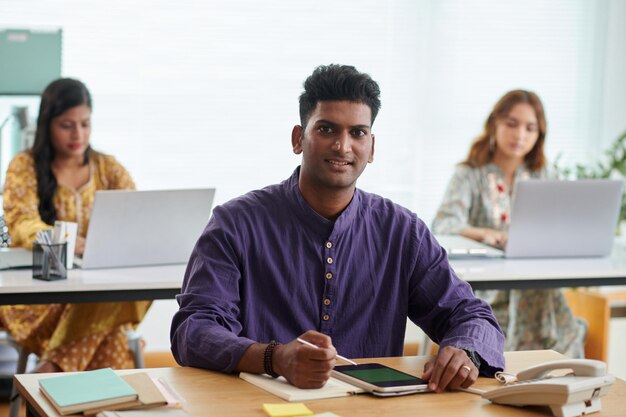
[296,337,358,365]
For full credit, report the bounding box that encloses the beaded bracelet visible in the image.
[264,340,280,378]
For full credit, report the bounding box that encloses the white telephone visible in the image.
[482,359,615,417]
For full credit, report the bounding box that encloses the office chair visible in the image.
[8,330,144,417]
[564,289,626,362]
[0,214,10,247]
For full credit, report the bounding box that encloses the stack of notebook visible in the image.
[38,368,181,415]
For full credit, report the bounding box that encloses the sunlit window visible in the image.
[0,0,623,225]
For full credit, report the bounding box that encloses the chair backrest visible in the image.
[563,289,610,361]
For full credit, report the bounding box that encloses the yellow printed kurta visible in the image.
[1,151,151,371]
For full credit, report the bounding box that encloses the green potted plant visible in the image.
[553,129,626,224]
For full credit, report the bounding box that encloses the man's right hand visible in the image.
[273,330,337,388]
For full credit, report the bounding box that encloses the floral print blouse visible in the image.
[432,163,586,358]
[3,151,135,249]
[432,163,544,235]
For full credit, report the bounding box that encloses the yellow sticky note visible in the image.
[262,402,314,417]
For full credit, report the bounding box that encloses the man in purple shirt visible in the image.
[171,64,504,392]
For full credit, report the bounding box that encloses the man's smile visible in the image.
[326,159,352,166]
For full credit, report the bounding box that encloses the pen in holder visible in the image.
[32,242,68,281]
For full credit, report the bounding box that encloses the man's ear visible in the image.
[368,133,375,163]
[292,125,303,154]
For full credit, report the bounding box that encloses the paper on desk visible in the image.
[153,377,184,407]
[240,372,364,401]
[262,403,314,417]
[53,221,77,269]
[96,409,188,416]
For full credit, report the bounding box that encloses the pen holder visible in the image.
[32,242,68,281]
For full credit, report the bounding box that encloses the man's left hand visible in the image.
[421,346,478,393]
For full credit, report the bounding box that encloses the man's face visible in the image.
[292,100,375,193]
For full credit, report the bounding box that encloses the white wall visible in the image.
[2,1,623,218]
[600,0,626,150]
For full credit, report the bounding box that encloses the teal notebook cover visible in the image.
[39,368,137,408]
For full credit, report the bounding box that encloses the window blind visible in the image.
[0,0,621,226]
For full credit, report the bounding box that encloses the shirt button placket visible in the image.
[321,240,335,333]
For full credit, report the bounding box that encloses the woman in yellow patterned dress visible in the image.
[0,78,150,372]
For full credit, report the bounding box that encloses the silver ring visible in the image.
[462,365,472,373]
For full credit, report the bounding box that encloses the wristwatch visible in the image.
[462,348,482,370]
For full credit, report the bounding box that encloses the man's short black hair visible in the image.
[299,64,381,128]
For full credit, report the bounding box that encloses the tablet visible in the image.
[332,363,431,394]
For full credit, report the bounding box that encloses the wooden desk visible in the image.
[0,264,185,304]
[14,350,626,417]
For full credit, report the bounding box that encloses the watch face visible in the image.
[463,349,481,368]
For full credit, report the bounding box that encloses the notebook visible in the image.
[437,179,623,259]
[96,410,189,417]
[84,373,169,416]
[434,235,504,258]
[239,372,365,402]
[77,188,215,269]
[0,247,32,269]
[39,368,137,415]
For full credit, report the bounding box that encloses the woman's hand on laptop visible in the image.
[461,228,507,249]
[481,229,507,249]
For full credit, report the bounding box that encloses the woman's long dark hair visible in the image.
[32,78,92,225]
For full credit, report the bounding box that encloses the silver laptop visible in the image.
[78,188,215,269]
[437,179,623,259]
[0,247,32,269]
[505,179,623,258]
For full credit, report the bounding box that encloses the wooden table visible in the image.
[14,350,626,417]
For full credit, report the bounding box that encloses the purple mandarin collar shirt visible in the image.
[171,167,504,375]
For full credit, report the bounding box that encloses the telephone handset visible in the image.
[482,359,615,417]
[516,359,606,380]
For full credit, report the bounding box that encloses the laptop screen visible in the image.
[506,179,623,258]
[79,188,215,269]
